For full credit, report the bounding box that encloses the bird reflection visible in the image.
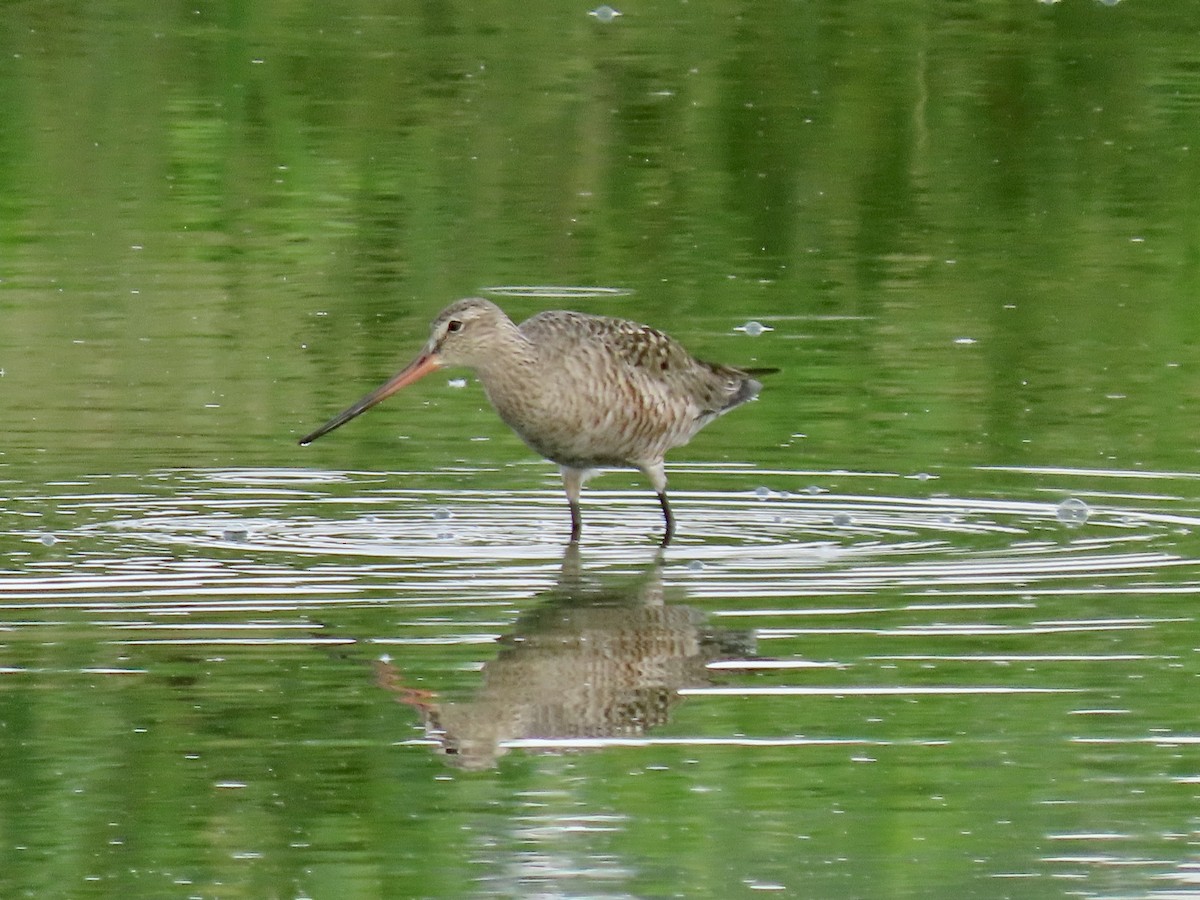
[374,545,755,770]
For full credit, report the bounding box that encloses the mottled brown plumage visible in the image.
[299,297,763,545]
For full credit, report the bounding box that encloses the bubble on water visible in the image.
[910,472,934,482]
[734,320,774,337]
[39,534,57,547]
[1056,497,1090,526]
[432,507,452,521]
[686,560,705,573]
[832,512,852,527]
[588,4,622,21]
[754,486,771,500]
[222,528,249,543]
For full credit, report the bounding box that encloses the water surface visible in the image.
[4,1,1200,897]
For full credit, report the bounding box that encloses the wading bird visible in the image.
[299,298,764,545]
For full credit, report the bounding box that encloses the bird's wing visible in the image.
[521,310,694,376]
[519,310,753,418]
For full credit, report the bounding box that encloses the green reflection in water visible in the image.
[3,1,1200,897]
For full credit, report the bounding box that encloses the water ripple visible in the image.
[3,466,1198,612]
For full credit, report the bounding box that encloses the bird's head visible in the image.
[298,297,519,446]
[422,297,517,369]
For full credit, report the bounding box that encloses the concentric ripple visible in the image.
[2,464,1199,613]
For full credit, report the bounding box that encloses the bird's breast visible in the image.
[479,359,696,469]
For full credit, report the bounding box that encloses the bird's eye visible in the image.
[446,319,463,334]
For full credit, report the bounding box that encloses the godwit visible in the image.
[299,297,764,545]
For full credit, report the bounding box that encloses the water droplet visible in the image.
[432,507,452,521]
[447,378,468,389]
[735,320,774,336]
[39,534,57,547]
[803,485,826,495]
[686,560,704,573]
[832,512,852,527]
[754,486,771,500]
[588,4,622,21]
[911,472,934,482]
[222,528,249,543]
[1056,497,1090,526]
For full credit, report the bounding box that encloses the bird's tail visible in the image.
[698,362,776,416]
[730,366,777,407]
[730,375,762,408]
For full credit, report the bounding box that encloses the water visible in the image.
[5,465,1200,896]
[4,2,1200,897]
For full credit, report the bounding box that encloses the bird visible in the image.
[299,297,764,546]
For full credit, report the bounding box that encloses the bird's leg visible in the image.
[569,504,582,542]
[643,461,674,547]
[657,491,675,547]
[561,467,584,543]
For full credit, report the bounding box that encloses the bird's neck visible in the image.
[471,326,548,414]
[472,325,541,386]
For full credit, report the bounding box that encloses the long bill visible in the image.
[298,351,443,445]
